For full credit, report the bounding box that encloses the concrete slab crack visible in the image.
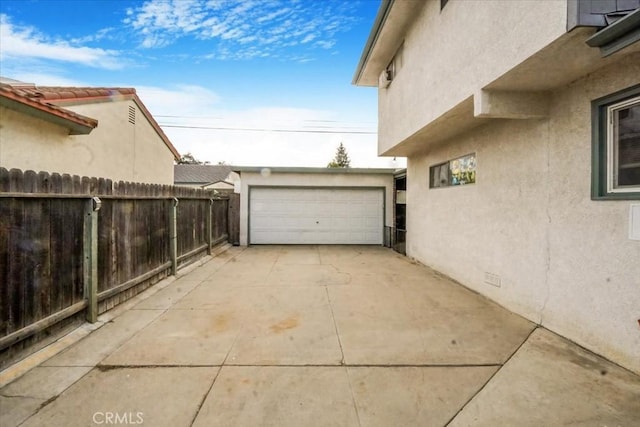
[444,325,539,426]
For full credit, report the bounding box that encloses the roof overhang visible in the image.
[352,0,425,86]
[0,88,97,135]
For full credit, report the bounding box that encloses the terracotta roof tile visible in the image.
[0,84,98,134]
[10,86,137,102]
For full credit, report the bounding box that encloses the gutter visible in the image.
[586,8,640,57]
[352,0,394,85]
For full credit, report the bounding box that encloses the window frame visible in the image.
[592,84,640,200]
[429,153,476,189]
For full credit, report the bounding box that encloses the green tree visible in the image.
[327,143,351,168]
[178,152,209,164]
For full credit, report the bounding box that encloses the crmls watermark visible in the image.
[92,412,144,425]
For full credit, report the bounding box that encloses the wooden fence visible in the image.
[0,168,234,367]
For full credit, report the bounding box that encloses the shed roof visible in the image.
[174,164,233,184]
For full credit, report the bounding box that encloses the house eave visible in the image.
[0,93,97,135]
[352,0,394,86]
[352,0,424,87]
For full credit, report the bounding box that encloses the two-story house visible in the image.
[354,0,640,373]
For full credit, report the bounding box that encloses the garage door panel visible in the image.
[250,188,383,244]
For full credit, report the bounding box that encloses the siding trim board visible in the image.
[591,83,640,200]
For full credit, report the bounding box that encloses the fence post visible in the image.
[84,197,101,323]
[207,199,213,255]
[170,197,179,275]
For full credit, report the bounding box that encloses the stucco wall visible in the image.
[378,0,567,154]
[0,107,73,170]
[0,99,175,184]
[406,56,640,373]
[238,171,395,246]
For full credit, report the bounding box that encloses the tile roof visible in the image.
[1,82,180,159]
[8,86,137,103]
[0,84,98,134]
[174,164,233,184]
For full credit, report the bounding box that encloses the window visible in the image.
[380,43,403,89]
[430,153,476,188]
[592,85,640,199]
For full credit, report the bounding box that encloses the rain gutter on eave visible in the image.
[352,0,395,85]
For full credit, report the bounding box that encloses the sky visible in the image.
[0,0,405,168]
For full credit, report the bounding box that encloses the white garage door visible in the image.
[249,187,384,244]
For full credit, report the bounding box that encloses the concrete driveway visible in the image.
[2,245,639,426]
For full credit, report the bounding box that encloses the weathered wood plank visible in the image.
[7,169,26,333]
[1,168,234,354]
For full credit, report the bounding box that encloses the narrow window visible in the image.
[430,153,476,188]
[592,85,640,199]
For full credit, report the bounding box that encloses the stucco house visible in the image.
[174,164,239,191]
[353,0,640,374]
[0,78,180,184]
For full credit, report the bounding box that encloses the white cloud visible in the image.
[0,14,123,69]
[135,84,221,117]
[124,0,360,60]
[300,33,316,44]
[134,83,397,168]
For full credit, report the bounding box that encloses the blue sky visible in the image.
[1,0,404,168]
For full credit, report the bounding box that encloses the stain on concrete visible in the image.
[269,316,299,334]
[212,314,231,332]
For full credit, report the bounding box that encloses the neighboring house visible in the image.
[233,167,395,246]
[174,164,239,191]
[0,78,180,184]
[353,0,640,374]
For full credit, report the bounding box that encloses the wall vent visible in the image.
[484,272,501,287]
[128,105,136,124]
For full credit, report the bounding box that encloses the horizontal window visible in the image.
[592,85,640,200]
[430,153,476,189]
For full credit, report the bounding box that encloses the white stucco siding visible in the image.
[65,100,175,184]
[406,56,640,373]
[378,0,568,155]
[543,56,640,372]
[0,107,73,172]
[238,171,395,246]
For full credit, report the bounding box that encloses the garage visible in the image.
[233,167,396,246]
[249,187,384,244]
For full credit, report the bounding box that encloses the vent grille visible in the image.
[128,106,136,124]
